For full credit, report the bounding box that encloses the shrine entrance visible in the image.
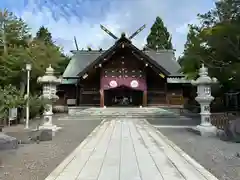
[104,86,143,107]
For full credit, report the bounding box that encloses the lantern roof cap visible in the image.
[46,64,54,75]
[37,64,62,84]
[191,64,217,85]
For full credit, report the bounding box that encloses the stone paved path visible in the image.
[45,118,218,180]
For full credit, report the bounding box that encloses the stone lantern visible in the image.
[191,64,218,137]
[37,65,62,132]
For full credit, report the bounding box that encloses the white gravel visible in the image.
[0,116,101,180]
[159,127,240,180]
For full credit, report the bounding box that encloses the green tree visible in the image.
[178,25,202,79]
[0,9,31,55]
[35,26,70,75]
[0,84,24,124]
[0,9,32,92]
[0,10,66,94]
[0,9,70,124]
[146,16,173,50]
[35,26,53,45]
[55,53,70,75]
[179,0,240,91]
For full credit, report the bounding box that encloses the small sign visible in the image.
[67,99,76,105]
[9,108,17,121]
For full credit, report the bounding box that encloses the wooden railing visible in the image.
[82,88,99,94]
[211,113,235,129]
[147,88,165,92]
[82,88,99,91]
[167,95,184,105]
[147,92,166,105]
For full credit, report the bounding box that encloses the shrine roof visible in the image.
[62,39,182,84]
[62,51,103,84]
[144,50,181,76]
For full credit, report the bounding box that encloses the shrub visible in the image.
[0,85,24,124]
[21,95,50,119]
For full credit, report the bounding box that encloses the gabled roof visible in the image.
[62,36,182,84]
[62,51,103,84]
[145,50,181,75]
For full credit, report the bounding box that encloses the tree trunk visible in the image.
[20,75,26,96]
[2,23,8,56]
[20,81,26,95]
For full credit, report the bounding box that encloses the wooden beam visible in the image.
[79,87,83,105]
[75,84,79,106]
[63,77,81,79]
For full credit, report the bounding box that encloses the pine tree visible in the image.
[146,16,173,50]
[35,26,53,45]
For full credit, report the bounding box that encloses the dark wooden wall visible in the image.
[80,68,101,106]
[56,84,77,106]
[146,67,166,105]
[146,69,184,106]
[102,49,145,70]
[57,47,185,106]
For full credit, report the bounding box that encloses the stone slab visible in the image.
[0,133,18,150]
[45,118,219,180]
[30,129,53,141]
[6,129,53,144]
[190,125,217,137]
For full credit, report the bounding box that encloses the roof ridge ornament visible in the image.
[74,36,79,51]
[100,24,146,40]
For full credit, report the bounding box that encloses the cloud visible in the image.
[176,19,201,34]
[1,0,215,57]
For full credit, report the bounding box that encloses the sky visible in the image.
[0,0,216,57]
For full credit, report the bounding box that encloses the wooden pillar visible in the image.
[75,84,79,106]
[100,89,104,107]
[143,91,147,107]
[79,87,83,105]
[180,84,184,105]
[165,82,169,105]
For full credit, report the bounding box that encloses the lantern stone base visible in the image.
[39,123,62,136]
[191,125,217,137]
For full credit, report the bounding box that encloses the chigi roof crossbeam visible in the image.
[100,24,146,41]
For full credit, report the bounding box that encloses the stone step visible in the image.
[68,107,175,114]
[67,114,181,119]
[147,117,200,126]
[58,115,194,126]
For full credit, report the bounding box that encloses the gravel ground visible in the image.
[0,115,101,180]
[159,127,240,180]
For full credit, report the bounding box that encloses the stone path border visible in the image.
[45,118,219,180]
[144,119,219,180]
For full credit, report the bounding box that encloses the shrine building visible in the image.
[57,26,191,107]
